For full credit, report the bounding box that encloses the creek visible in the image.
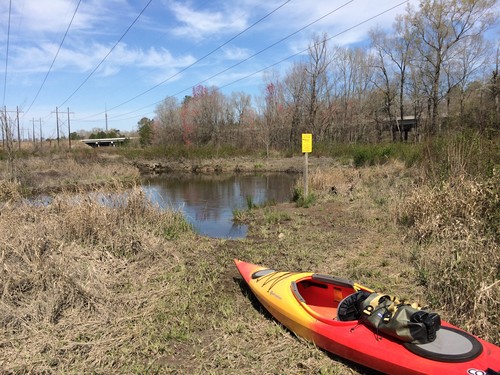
[142,173,298,239]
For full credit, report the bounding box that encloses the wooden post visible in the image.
[304,151,309,197]
[301,133,312,197]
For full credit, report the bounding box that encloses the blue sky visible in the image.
[0,0,470,137]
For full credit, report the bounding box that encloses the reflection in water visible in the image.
[142,173,297,239]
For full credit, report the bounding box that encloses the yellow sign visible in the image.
[302,133,312,153]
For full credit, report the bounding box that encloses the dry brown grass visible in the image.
[0,153,140,195]
[0,185,193,373]
[398,173,499,345]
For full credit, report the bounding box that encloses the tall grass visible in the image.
[314,142,422,167]
[398,132,499,344]
[420,131,498,182]
[0,184,192,372]
[0,153,140,196]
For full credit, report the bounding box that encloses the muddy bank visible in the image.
[132,156,339,174]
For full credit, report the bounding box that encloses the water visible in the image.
[142,173,297,239]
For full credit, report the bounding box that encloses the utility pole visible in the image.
[16,106,20,150]
[56,107,59,148]
[51,106,69,149]
[2,107,23,149]
[39,118,43,149]
[67,107,74,149]
[1,106,6,148]
[32,118,36,146]
[105,104,108,132]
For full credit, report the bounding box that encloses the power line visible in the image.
[77,0,293,121]
[2,0,12,107]
[58,0,154,108]
[100,0,356,122]
[24,0,82,117]
[105,0,409,124]
[193,0,356,91]
[218,0,411,91]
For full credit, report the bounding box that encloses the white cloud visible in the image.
[168,2,248,39]
[8,0,96,34]
[236,0,419,47]
[221,46,252,60]
[10,41,196,80]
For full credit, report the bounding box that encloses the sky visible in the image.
[0,0,490,138]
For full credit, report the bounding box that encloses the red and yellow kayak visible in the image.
[235,259,500,375]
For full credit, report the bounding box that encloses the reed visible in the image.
[398,132,499,344]
[0,184,193,372]
[0,153,140,196]
[398,174,499,344]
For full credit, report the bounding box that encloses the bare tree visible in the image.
[370,27,398,139]
[370,15,414,141]
[443,33,489,124]
[155,96,182,145]
[228,91,253,147]
[283,62,307,147]
[330,47,374,142]
[406,0,497,135]
[1,109,16,179]
[306,34,332,137]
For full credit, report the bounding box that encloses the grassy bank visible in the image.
[0,141,497,373]
[0,150,140,198]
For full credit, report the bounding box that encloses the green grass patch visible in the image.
[263,208,291,224]
[292,187,316,208]
[314,142,422,167]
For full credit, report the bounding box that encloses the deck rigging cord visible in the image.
[255,271,298,292]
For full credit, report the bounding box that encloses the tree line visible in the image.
[139,0,498,153]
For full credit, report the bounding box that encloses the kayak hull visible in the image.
[235,259,500,375]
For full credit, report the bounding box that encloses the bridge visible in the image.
[80,137,129,148]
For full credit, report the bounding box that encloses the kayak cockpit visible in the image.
[292,273,486,363]
[291,274,366,324]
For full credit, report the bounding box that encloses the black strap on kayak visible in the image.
[255,271,298,291]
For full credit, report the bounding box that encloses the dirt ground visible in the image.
[133,155,339,174]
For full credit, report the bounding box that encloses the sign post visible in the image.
[301,133,312,197]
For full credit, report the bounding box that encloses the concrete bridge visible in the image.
[80,137,129,148]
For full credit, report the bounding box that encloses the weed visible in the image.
[420,131,498,183]
[232,208,246,223]
[246,195,257,209]
[263,208,291,224]
[292,187,316,208]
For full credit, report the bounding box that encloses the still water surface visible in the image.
[142,173,297,239]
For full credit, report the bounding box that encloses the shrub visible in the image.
[292,187,316,208]
[398,174,499,344]
[420,131,498,182]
